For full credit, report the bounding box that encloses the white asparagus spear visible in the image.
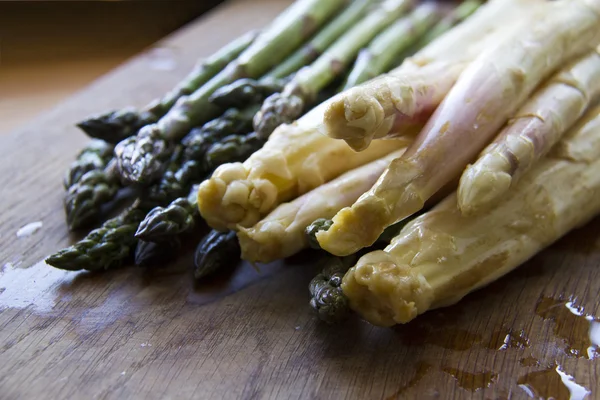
[458,48,600,215]
[237,148,408,263]
[319,0,547,150]
[317,0,600,257]
[342,106,600,327]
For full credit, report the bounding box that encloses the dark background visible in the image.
[0,0,224,133]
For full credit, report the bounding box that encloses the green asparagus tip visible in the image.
[253,92,305,139]
[309,256,352,324]
[77,108,154,144]
[208,77,287,109]
[114,125,171,185]
[134,238,181,267]
[194,230,240,280]
[135,198,197,242]
[305,218,333,249]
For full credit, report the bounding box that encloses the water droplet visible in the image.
[16,221,43,238]
[519,356,540,367]
[535,296,599,359]
[517,365,590,400]
[442,367,498,392]
[294,325,301,331]
[121,371,126,376]
[487,328,530,350]
[555,365,590,400]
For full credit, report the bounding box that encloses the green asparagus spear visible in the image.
[135,184,199,242]
[115,0,347,184]
[209,0,374,109]
[342,2,444,90]
[417,0,482,46]
[194,230,240,280]
[253,0,414,138]
[65,161,122,230]
[135,238,181,267]
[306,218,334,249]
[76,31,258,144]
[63,140,114,189]
[208,77,288,110]
[309,255,356,324]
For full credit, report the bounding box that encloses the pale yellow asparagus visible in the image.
[317,0,600,257]
[459,49,600,215]
[197,103,418,231]
[320,0,547,150]
[237,148,408,263]
[342,107,600,327]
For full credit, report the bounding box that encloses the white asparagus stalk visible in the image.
[458,49,600,215]
[237,148,408,263]
[341,107,600,327]
[319,0,547,150]
[197,102,416,231]
[317,0,600,257]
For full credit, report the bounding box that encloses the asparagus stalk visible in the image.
[318,1,600,256]
[237,148,407,263]
[209,0,375,109]
[342,3,444,90]
[115,0,348,184]
[414,0,482,48]
[342,107,600,326]
[76,31,258,144]
[458,49,600,215]
[65,160,122,230]
[253,0,414,139]
[63,140,114,189]
[194,230,240,280]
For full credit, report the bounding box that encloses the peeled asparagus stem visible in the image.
[318,0,600,256]
[342,107,600,327]
[237,148,408,263]
[458,48,600,215]
[197,103,417,231]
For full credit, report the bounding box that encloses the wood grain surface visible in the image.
[1,1,599,399]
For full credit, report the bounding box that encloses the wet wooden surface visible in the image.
[1,1,600,398]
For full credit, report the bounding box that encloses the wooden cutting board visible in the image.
[1,1,599,398]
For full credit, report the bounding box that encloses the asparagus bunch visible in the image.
[47,145,196,271]
[210,0,373,109]
[253,0,414,138]
[341,106,600,326]
[114,0,347,185]
[317,0,600,256]
[76,31,258,144]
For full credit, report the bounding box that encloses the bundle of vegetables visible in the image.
[197,0,600,326]
[49,0,453,273]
